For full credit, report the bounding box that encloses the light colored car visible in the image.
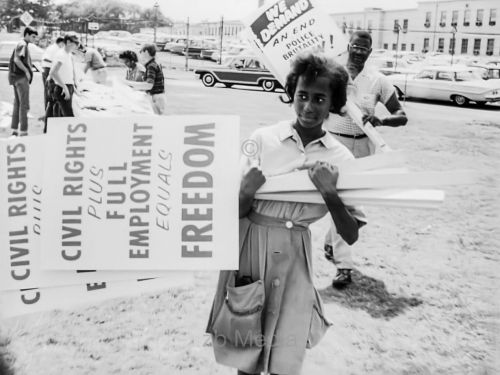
[388,65,500,106]
[210,44,249,63]
[0,41,43,70]
[470,64,500,80]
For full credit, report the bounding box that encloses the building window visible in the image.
[438,38,444,52]
[425,11,431,27]
[401,43,406,51]
[464,9,470,26]
[423,38,429,52]
[403,19,408,32]
[461,38,468,53]
[392,43,397,51]
[367,19,373,31]
[440,11,446,26]
[383,43,388,49]
[473,38,481,54]
[411,43,415,51]
[476,9,484,26]
[449,38,456,53]
[452,10,459,26]
[487,39,494,55]
[490,9,497,25]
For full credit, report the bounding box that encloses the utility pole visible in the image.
[219,16,224,65]
[450,25,457,65]
[153,1,159,45]
[394,20,401,71]
[432,0,438,52]
[185,17,189,71]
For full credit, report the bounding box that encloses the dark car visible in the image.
[194,55,283,92]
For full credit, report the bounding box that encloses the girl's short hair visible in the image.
[119,50,138,63]
[281,52,349,114]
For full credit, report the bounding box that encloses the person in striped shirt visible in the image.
[125,44,166,115]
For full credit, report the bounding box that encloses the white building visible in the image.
[170,19,245,41]
[330,0,499,57]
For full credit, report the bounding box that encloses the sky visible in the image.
[114,0,422,23]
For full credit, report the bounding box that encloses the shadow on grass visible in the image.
[0,335,14,375]
[318,269,423,319]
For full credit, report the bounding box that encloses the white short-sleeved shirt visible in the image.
[42,43,61,69]
[52,49,75,85]
[325,66,395,136]
[241,120,366,224]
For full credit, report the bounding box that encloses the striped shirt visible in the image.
[324,66,395,136]
[144,59,164,95]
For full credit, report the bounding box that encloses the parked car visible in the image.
[164,38,187,53]
[194,55,283,92]
[210,44,249,63]
[387,65,500,106]
[0,41,43,71]
[470,64,500,80]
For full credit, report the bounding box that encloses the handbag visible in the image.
[211,271,265,347]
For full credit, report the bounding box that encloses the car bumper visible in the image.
[484,95,500,102]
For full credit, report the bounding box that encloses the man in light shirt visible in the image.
[46,33,79,127]
[323,30,408,288]
[78,45,107,84]
[41,36,64,122]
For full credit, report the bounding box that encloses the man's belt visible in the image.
[330,132,368,139]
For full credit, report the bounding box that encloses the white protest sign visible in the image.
[0,137,191,291]
[41,116,239,270]
[0,276,192,319]
[242,0,390,151]
[242,0,348,84]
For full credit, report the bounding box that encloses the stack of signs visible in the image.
[242,0,390,151]
[0,115,240,318]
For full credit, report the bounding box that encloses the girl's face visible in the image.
[293,75,332,129]
[121,58,133,68]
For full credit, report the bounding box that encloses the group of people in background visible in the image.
[7,28,166,138]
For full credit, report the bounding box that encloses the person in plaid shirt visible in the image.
[126,44,166,115]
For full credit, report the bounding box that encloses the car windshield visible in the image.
[455,71,482,81]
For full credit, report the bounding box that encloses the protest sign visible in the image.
[0,136,191,291]
[243,0,390,151]
[0,276,192,319]
[41,116,239,270]
[242,0,348,84]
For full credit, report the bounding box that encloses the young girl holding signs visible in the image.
[207,53,366,375]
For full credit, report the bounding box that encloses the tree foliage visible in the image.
[0,0,172,29]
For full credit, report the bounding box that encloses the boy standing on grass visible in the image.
[126,44,166,115]
[8,26,38,137]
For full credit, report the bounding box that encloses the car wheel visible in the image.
[261,79,276,92]
[452,95,469,106]
[201,73,217,87]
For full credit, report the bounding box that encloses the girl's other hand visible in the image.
[308,161,339,195]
